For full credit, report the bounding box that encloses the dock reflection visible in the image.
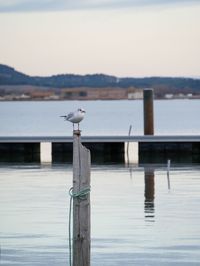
[144,168,155,222]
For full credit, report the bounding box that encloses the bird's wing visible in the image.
[66,112,74,120]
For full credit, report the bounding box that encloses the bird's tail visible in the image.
[60,115,67,120]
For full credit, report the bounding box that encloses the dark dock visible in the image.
[0,135,199,164]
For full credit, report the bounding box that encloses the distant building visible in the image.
[61,87,144,100]
[61,87,128,100]
[128,91,143,99]
[29,91,55,100]
[165,94,173,99]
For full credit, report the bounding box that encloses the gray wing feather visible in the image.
[66,112,74,120]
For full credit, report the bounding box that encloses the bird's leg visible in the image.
[73,123,74,131]
[78,123,79,130]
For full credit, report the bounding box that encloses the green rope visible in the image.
[68,186,91,266]
[69,187,91,200]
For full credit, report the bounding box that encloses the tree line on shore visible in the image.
[0,64,199,99]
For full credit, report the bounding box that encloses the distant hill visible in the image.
[0,64,200,93]
[0,64,117,88]
[0,64,34,85]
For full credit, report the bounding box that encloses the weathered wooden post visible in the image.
[72,129,91,266]
[143,88,154,135]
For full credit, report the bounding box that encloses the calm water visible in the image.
[1,100,200,265]
[0,99,199,136]
[1,164,200,265]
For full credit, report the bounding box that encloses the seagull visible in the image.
[60,108,86,130]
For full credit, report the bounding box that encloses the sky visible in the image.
[0,0,200,77]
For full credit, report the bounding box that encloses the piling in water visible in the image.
[72,130,91,266]
[143,89,154,135]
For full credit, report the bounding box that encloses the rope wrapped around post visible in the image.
[69,186,91,200]
[68,186,91,266]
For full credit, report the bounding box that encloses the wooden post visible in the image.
[143,89,154,135]
[73,130,91,266]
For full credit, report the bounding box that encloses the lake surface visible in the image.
[1,100,200,265]
[0,99,199,136]
[1,164,200,265]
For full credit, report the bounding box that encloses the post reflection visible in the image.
[144,168,155,222]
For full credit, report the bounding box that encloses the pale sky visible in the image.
[0,0,200,77]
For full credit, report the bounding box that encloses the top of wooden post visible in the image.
[143,88,154,99]
[73,130,81,136]
[143,88,153,92]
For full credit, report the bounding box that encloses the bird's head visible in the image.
[78,108,86,113]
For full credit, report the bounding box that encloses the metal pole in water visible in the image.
[167,159,171,190]
[72,130,91,266]
[143,89,154,135]
[126,125,132,165]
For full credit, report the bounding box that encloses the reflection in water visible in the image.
[1,165,200,265]
[167,159,171,190]
[129,167,133,179]
[144,168,155,222]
